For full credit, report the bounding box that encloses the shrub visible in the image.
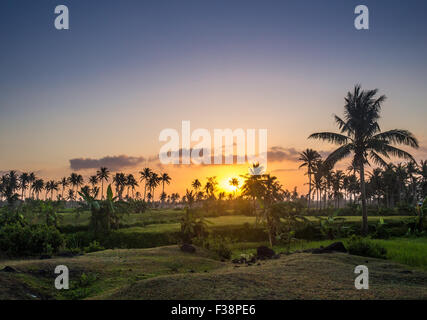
[0,223,63,256]
[346,235,387,259]
[84,240,105,253]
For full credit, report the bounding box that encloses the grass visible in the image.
[53,208,412,230]
[1,244,427,300]
[230,237,427,271]
[0,246,225,300]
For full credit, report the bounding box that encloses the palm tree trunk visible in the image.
[308,172,311,210]
[359,163,368,236]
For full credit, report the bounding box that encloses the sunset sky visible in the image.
[1,0,427,196]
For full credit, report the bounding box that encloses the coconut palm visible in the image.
[28,172,36,198]
[32,179,44,200]
[192,179,201,192]
[139,167,152,201]
[406,161,418,205]
[68,173,84,196]
[160,173,171,201]
[229,177,239,198]
[148,172,160,203]
[59,177,69,200]
[113,173,126,200]
[309,85,418,234]
[18,172,30,200]
[298,149,321,209]
[126,174,138,198]
[67,189,75,201]
[96,167,110,200]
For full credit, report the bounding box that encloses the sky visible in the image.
[1,0,427,196]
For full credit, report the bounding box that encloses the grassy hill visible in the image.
[1,245,426,300]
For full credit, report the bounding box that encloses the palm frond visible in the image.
[368,151,388,167]
[308,132,351,145]
[373,129,419,148]
[380,144,416,162]
[325,144,353,166]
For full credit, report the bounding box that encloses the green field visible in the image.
[51,208,415,231]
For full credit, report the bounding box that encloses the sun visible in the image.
[219,176,243,194]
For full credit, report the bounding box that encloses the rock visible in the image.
[324,242,347,253]
[272,254,281,259]
[256,246,275,259]
[1,266,17,273]
[180,244,196,253]
[311,242,347,254]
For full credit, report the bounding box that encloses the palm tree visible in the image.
[229,177,239,198]
[160,173,171,202]
[32,179,44,200]
[67,189,75,201]
[19,172,30,200]
[406,161,418,205]
[309,85,418,234]
[96,167,110,199]
[89,175,99,198]
[148,172,160,203]
[60,177,69,200]
[139,167,152,201]
[68,173,79,195]
[191,179,201,192]
[113,173,126,200]
[126,174,138,198]
[28,172,36,198]
[298,149,321,209]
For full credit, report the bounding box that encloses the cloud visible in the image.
[267,146,300,162]
[69,155,147,171]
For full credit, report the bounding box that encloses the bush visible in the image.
[84,240,105,253]
[347,235,387,259]
[0,223,63,256]
[195,236,232,259]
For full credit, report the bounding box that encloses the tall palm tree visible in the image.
[229,177,239,198]
[32,179,44,200]
[96,167,110,199]
[406,161,418,205]
[28,172,36,198]
[19,172,30,200]
[148,172,160,203]
[309,85,418,234]
[298,149,321,209]
[160,173,171,201]
[113,173,126,200]
[89,175,99,197]
[139,167,152,201]
[126,174,138,198]
[60,177,69,200]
